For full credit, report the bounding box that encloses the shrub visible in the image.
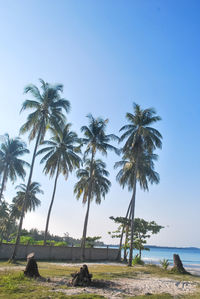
[132,255,144,266]
[54,241,68,246]
[160,258,170,270]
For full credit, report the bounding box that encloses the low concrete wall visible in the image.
[0,243,119,261]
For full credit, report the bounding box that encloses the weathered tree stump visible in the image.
[171,254,189,274]
[71,264,92,286]
[24,253,41,278]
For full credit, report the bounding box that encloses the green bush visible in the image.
[54,241,68,246]
[132,255,144,266]
[160,258,170,270]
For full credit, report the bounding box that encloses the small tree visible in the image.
[85,236,102,248]
[109,216,164,259]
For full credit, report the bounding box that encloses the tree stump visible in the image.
[71,264,92,286]
[171,254,189,274]
[24,253,41,278]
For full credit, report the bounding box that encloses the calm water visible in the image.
[134,246,200,269]
[108,246,200,271]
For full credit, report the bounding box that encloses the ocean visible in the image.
[117,246,200,275]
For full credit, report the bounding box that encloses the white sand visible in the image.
[52,275,197,298]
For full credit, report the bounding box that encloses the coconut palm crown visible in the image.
[37,123,81,178]
[20,79,70,142]
[11,182,43,215]
[74,158,111,205]
[115,150,160,192]
[120,103,162,154]
[0,134,29,202]
[81,114,119,157]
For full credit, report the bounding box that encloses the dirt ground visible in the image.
[45,274,198,298]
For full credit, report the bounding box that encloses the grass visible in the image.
[0,261,200,298]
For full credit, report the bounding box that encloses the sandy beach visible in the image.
[49,275,197,298]
[42,262,200,297]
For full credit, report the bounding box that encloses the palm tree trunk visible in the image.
[123,225,129,262]
[81,151,95,261]
[44,161,60,245]
[139,247,141,258]
[10,125,43,262]
[128,179,137,266]
[0,164,8,202]
[80,190,92,260]
[116,199,132,260]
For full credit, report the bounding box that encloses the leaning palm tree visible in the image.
[80,114,118,259]
[118,103,162,266]
[74,158,111,256]
[11,182,43,215]
[0,134,29,202]
[10,79,70,261]
[37,123,81,245]
[115,150,160,260]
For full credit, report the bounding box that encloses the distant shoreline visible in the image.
[106,245,200,250]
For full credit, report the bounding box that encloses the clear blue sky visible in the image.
[0,0,199,246]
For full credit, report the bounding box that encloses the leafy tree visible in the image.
[0,134,29,202]
[85,236,102,248]
[108,216,130,261]
[11,79,70,261]
[109,216,163,260]
[132,218,163,258]
[117,103,162,266]
[37,123,81,245]
[78,114,118,259]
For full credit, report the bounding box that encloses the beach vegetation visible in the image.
[11,182,43,216]
[74,156,112,259]
[10,79,70,261]
[109,216,163,260]
[160,259,170,270]
[74,114,118,259]
[116,103,162,266]
[132,254,145,265]
[85,236,102,248]
[0,134,29,202]
[0,200,18,242]
[37,122,81,245]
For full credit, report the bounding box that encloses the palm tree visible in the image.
[74,158,111,257]
[11,182,43,215]
[80,114,118,259]
[0,134,29,202]
[118,103,162,266]
[10,79,70,261]
[0,200,10,242]
[37,123,81,245]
